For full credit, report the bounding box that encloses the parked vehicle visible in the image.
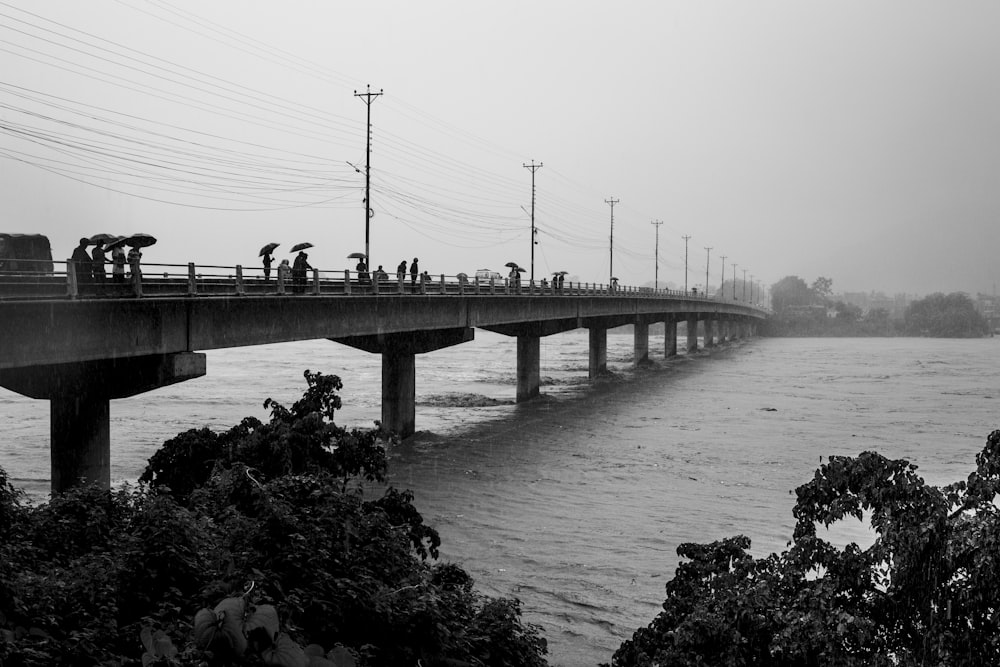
[475,268,503,282]
[0,234,53,274]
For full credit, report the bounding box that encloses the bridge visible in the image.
[0,259,768,493]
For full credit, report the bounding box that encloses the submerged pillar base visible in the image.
[686,315,698,353]
[588,327,608,377]
[516,335,541,402]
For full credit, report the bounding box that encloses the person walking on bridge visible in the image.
[262,250,273,281]
[409,258,419,289]
[292,251,311,294]
[396,260,407,285]
[91,240,107,295]
[111,244,126,287]
[71,238,91,296]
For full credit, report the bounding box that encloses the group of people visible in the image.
[71,237,141,295]
[260,249,312,293]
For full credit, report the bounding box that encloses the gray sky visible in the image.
[1,1,998,296]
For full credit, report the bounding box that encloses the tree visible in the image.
[610,430,1000,666]
[904,292,989,337]
[1,372,549,667]
[811,276,833,301]
[770,276,816,314]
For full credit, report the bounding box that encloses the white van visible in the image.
[475,268,503,282]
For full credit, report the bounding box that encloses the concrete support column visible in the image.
[381,352,416,438]
[720,320,729,342]
[704,318,715,348]
[51,390,110,490]
[516,335,541,402]
[686,315,698,353]
[588,327,607,377]
[634,321,649,365]
[665,319,677,357]
[0,352,207,493]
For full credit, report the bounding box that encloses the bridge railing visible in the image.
[0,259,770,313]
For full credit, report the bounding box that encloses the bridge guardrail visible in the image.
[0,260,771,314]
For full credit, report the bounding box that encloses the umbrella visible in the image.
[259,242,279,257]
[347,252,367,259]
[290,242,313,253]
[104,235,130,250]
[125,233,157,248]
[552,270,568,276]
[88,233,119,245]
[514,267,526,272]
[504,261,519,268]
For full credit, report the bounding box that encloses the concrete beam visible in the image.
[0,352,206,493]
[332,327,474,354]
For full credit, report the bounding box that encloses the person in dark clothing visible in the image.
[356,259,370,286]
[91,240,107,295]
[262,251,273,281]
[374,265,388,282]
[71,237,91,295]
[292,251,311,293]
[409,258,419,288]
[396,260,407,284]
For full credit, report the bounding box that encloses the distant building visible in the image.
[976,293,1000,331]
[837,291,912,319]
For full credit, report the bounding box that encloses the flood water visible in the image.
[2,332,998,665]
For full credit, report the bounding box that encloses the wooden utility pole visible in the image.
[651,220,663,290]
[605,197,619,284]
[354,84,382,268]
[704,247,712,297]
[719,255,727,296]
[523,161,543,283]
[682,235,691,293]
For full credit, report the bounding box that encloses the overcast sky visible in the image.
[1,1,998,295]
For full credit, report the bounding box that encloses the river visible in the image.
[2,333,998,665]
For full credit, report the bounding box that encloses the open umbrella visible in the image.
[88,233,119,245]
[125,233,157,248]
[259,242,279,257]
[105,236,128,250]
[347,251,367,259]
[504,261,519,268]
[290,242,313,253]
[514,267,526,272]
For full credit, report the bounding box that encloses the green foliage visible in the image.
[771,275,817,312]
[0,371,548,667]
[904,292,990,337]
[611,430,1000,666]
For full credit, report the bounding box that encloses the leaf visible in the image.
[140,625,154,654]
[152,630,178,658]
[327,645,357,667]
[244,603,280,650]
[261,632,308,667]
[303,644,326,657]
[214,597,248,656]
[192,608,218,649]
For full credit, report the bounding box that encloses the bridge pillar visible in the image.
[0,352,207,493]
[333,328,475,439]
[634,321,649,365]
[719,319,728,343]
[588,327,607,377]
[686,315,698,353]
[665,318,677,357]
[516,335,541,402]
[704,318,715,348]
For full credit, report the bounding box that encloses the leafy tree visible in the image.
[770,276,816,313]
[610,430,1000,666]
[833,300,862,322]
[0,372,548,667]
[811,276,833,301]
[904,292,989,337]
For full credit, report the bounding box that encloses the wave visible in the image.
[417,393,514,408]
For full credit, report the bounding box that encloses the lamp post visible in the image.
[732,263,737,300]
[742,268,748,302]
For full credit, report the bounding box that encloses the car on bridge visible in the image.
[475,268,503,282]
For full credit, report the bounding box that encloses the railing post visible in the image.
[373,273,380,295]
[187,263,197,295]
[420,273,428,295]
[311,268,320,295]
[344,270,351,295]
[490,277,496,295]
[398,274,405,294]
[439,274,445,293]
[132,267,143,298]
[235,265,245,296]
[277,269,286,295]
[66,260,79,298]
[458,276,465,295]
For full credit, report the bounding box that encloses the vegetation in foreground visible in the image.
[610,430,1000,666]
[0,371,548,667]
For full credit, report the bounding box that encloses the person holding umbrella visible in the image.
[292,251,311,294]
[91,240,107,295]
[259,242,279,281]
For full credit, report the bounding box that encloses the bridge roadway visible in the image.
[0,268,766,492]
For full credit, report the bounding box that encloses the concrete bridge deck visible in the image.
[0,261,768,492]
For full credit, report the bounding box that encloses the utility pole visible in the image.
[704,247,712,298]
[651,220,663,290]
[523,160,543,284]
[354,84,382,268]
[742,268,748,302]
[682,235,691,293]
[605,197,619,284]
[732,263,737,300]
[719,254,727,297]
